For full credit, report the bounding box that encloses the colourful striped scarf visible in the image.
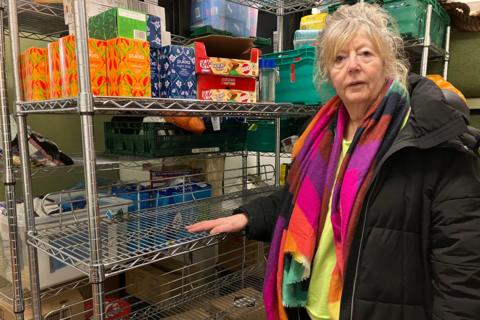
[263,79,410,319]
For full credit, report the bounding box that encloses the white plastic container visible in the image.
[0,194,132,290]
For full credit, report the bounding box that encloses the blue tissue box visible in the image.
[159,45,197,99]
[150,48,160,97]
[147,15,162,49]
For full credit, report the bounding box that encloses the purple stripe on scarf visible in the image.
[264,215,287,320]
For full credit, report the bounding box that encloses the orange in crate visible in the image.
[21,47,50,101]
[47,41,62,99]
[107,37,151,97]
[59,35,107,97]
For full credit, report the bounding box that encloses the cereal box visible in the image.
[150,48,160,97]
[147,14,162,49]
[107,37,151,97]
[89,7,147,41]
[159,45,196,99]
[47,41,62,99]
[21,47,49,101]
[59,35,107,97]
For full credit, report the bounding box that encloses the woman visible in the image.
[187,3,480,320]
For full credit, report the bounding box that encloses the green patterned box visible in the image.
[88,8,147,41]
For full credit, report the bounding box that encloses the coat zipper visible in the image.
[348,139,414,320]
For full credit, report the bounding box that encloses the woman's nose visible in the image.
[347,54,360,72]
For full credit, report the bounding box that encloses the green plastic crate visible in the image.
[263,47,336,105]
[246,118,309,152]
[104,121,247,157]
[383,0,450,48]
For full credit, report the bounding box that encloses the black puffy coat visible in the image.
[239,75,480,320]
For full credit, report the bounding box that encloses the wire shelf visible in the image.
[27,187,276,277]
[227,0,334,14]
[3,0,67,39]
[17,96,319,117]
[404,38,446,61]
[24,240,267,319]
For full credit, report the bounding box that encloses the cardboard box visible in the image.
[47,41,62,98]
[89,7,147,41]
[160,45,196,99]
[218,236,263,272]
[21,47,49,101]
[162,30,172,46]
[209,287,265,320]
[59,35,107,97]
[163,308,210,320]
[0,288,84,320]
[107,37,151,97]
[194,36,259,77]
[197,74,256,102]
[147,14,162,49]
[126,260,203,305]
[150,48,161,97]
[201,89,256,103]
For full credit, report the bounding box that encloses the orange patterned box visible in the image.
[47,41,62,99]
[59,35,107,97]
[21,47,50,101]
[107,37,151,97]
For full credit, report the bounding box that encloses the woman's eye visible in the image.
[335,55,346,63]
[360,51,372,57]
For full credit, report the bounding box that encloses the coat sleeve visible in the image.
[430,152,480,319]
[234,185,289,242]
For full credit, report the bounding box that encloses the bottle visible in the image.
[259,58,277,103]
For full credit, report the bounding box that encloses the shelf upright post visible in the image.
[442,26,451,80]
[274,2,284,188]
[72,0,105,318]
[6,0,42,318]
[420,4,433,77]
[0,4,24,320]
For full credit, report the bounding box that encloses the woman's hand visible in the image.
[185,213,249,235]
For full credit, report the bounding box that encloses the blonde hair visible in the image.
[315,3,409,88]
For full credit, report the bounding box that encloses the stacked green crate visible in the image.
[104,122,248,157]
[263,47,336,105]
[383,0,450,48]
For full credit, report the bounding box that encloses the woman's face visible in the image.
[328,31,386,109]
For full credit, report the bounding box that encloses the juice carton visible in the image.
[21,47,49,101]
[59,35,107,97]
[147,15,162,49]
[47,41,62,99]
[107,37,151,97]
[159,45,196,99]
[89,7,147,41]
[150,48,160,97]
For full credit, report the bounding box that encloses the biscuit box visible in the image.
[88,7,147,41]
[197,74,256,102]
[147,14,162,49]
[107,37,151,97]
[150,48,161,97]
[47,41,62,99]
[59,35,107,97]
[160,45,196,99]
[21,47,49,101]
[194,38,259,77]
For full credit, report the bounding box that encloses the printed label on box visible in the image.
[160,45,196,99]
[201,89,255,103]
[150,48,160,97]
[147,14,162,49]
[59,35,107,97]
[198,57,257,77]
[21,47,50,101]
[107,37,151,97]
[47,42,62,99]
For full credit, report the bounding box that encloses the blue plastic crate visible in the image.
[111,184,152,212]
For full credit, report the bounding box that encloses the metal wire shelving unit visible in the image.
[0,1,452,320]
[0,2,319,319]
